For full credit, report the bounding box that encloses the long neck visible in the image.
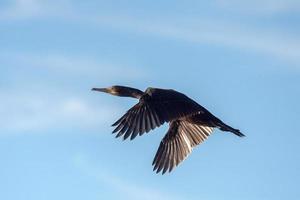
[118,87,144,99]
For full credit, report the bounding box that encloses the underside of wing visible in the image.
[111,88,207,140]
[152,120,214,174]
[111,102,163,140]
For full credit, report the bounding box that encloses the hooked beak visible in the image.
[91,87,110,93]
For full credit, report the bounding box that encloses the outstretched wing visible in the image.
[152,120,214,174]
[112,88,208,140]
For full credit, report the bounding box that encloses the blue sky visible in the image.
[1,0,300,199]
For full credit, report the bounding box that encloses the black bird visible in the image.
[92,85,244,174]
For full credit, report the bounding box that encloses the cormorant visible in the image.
[92,85,244,174]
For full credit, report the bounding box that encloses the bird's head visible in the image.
[92,85,143,98]
[92,85,123,96]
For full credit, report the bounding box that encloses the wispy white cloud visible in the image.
[2,0,299,65]
[6,53,147,81]
[0,0,72,20]
[0,0,40,19]
[0,53,146,134]
[73,153,185,200]
[0,91,121,133]
[75,15,300,64]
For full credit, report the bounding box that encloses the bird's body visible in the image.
[92,85,244,174]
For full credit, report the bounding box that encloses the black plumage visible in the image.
[92,85,244,174]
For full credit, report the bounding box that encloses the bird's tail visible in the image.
[217,121,245,137]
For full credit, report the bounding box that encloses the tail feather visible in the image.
[218,122,245,137]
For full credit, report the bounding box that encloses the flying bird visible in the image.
[92,85,244,174]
